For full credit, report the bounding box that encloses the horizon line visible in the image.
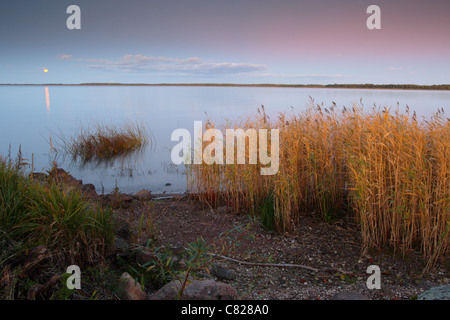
[0,83,449,90]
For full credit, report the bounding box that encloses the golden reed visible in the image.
[187,102,449,269]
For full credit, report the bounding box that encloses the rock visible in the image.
[116,221,132,242]
[48,168,82,187]
[117,272,147,300]
[150,279,238,300]
[165,183,172,186]
[331,292,370,300]
[211,263,234,281]
[117,194,134,209]
[100,193,134,209]
[115,237,130,251]
[196,270,215,280]
[29,172,49,183]
[119,194,134,201]
[135,190,152,200]
[137,247,156,265]
[80,183,97,198]
[417,285,450,300]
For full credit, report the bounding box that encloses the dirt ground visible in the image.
[113,195,449,300]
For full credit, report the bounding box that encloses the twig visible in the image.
[175,240,320,273]
[207,252,320,272]
[158,194,187,217]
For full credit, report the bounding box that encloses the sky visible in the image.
[1,0,449,85]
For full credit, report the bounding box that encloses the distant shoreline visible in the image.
[1,83,449,90]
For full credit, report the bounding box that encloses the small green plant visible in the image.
[339,274,357,284]
[133,203,158,245]
[259,192,276,231]
[131,237,228,299]
[218,215,257,248]
[80,263,121,300]
[50,273,75,300]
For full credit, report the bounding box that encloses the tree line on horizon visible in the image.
[3,83,449,90]
[78,83,450,90]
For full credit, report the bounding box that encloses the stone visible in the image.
[135,190,152,200]
[100,193,134,209]
[117,194,134,208]
[117,272,147,300]
[80,183,97,197]
[331,292,370,300]
[116,221,132,242]
[417,285,450,300]
[137,247,154,265]
[211,263,234,281]
[150,279,238,300]
[49,167,82,187]
[115,237,130,251]
[29,172,49,183]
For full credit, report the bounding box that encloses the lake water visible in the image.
[1,85,449,195]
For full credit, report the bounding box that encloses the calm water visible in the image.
[1,85,449,194]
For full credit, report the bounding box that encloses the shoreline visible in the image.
[1,83,450,91]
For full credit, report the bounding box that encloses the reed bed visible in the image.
[187,102,449,268]
[57,121,149,163]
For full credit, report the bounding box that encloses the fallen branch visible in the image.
[175,241,320,273]
[208,253,320,272]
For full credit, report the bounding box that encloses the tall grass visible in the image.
[26,182,114,264]
[57,121,149,163]
[187,102,449,268]
[0,160,33,240]
[0,158,114,266]
[346,107,450,268]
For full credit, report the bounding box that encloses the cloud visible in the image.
[77,55,267,75]
[59,54,72,60]
[386,67,403,71]
[258,72,348,80]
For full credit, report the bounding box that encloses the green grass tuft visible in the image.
[0,157,114,268]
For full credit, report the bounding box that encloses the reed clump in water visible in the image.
[188,102,449,269]
[59,121,149,163]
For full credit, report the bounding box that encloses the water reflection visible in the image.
[45,87,50,112]
[161,160,186,175]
